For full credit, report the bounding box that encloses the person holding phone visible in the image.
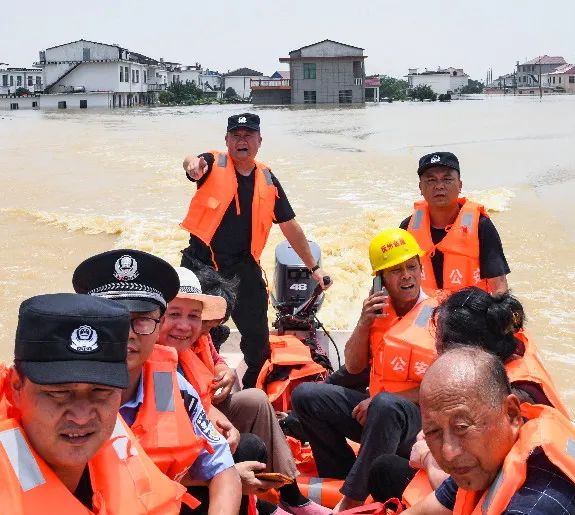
[291,229,439,512]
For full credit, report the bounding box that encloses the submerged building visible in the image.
[251,39,367,105]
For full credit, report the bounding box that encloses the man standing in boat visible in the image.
[180,113,331,389]
[402,151,510,294]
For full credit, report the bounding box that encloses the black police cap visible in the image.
[72,249,179,314]
[15,293,130,388]
[227,113,260,132]
[417,152,460,176]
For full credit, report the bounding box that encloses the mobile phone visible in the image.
[254,472,294,484]
[372,275,387,315]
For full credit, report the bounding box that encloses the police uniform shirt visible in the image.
[186,152,296,269]
[120,371,234,481]
[400,214,510,289]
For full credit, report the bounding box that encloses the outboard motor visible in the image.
[270,240,336,373]
[271,240,324,328]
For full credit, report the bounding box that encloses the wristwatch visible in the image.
[309,264,320,273]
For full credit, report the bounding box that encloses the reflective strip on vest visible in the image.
[482,468,504,514]
[566,438,575,458]
[262,169,273,185]
[153,371,175,412]
[0,427,45,492]
[110,419,138,460]
[461,213,473,232]
[217,153,227,167]
[307,477,323,505]
[414,303,434,328]
[412,210,424,231]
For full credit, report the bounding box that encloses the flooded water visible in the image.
[1,95,574,409]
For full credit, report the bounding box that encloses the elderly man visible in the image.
[180,113,330,388]
[404,346,575,514]
[0,293,189,513]
[402,151,509,294]
[291,228,438,511]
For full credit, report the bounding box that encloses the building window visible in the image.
[570,76,575,84]
[339,90,352,103]
[32,101,38,108]
[552,76,555,84]
[303,90,316,104]
[120,67,123,82]
[28,76,33,86]
[17,76,22,87]
[125,66,129,82]
[136,70,139,83]
[143,70,147,83]
[36,76,41,85]
[83,48,90,61]
[353,61,362,78]
[58,101,67,109]
[2,75,7,87]
[80,100,87,109]
[10,103,18,110]
[303,63,316,79]
[10,76,14,86]
[558,76,562,84]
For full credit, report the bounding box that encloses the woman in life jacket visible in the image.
[368,286,569,509]
[159,264,331,515]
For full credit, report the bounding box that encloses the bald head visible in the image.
[420,346,522,492]
[421,346,511,410]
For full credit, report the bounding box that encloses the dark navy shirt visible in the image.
[435,449,575,514]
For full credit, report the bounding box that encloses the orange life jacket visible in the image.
[407,198,489,293]
[401,330,572,508]
[180,150,278,267]
[256,334,328,412]
[178,335,216,411]
[453,403,575,515]
[369,297,438,396]
[507,330,571,419]
[130,344,211,482]
[0,415,195,514]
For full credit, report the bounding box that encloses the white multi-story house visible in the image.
[542,63,575,93]
[36,39,168,108]
[0,66,43,94]
[223,68,265,99]
[406,67,469,95]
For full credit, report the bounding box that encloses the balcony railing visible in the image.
[250,79,290,89]
[354,78,363,86]
[148,83,167,92]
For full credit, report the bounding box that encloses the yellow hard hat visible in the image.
[369,228,425,275]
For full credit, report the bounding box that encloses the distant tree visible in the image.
[461,79,484,94]
[408,84,437,101]
[15,87,32,97]
[224,87,238,101]
[158,90,175,104]
[378,75,409,100]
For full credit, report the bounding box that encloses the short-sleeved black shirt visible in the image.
[400,213,510,289]
[185,152,295,269]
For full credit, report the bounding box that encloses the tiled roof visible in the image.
[224,67,263,77]
[522,55,566,66]
[290,39,364,52]
[546,63,575,74]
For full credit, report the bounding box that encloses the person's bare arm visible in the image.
[183,155,209,181]
[208,467,242,515]
[344,292,387,373]
[487,275,508,295]
[279,219,331,289]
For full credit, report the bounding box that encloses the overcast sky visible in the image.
[2,0,574,81]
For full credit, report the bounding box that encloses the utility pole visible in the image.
[539,57,543,99]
